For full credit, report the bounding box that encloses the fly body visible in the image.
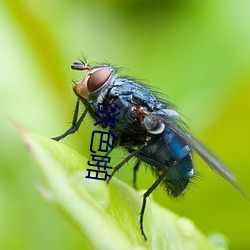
[52,60,246,240]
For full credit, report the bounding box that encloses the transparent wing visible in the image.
[169,121,247,198]
[148,110,247,198]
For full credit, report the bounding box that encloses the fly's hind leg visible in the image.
[133,160,141,189]
[140,172,167,240]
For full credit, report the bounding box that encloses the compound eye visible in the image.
[87,68,111,92]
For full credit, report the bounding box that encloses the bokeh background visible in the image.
[1,0,250,249]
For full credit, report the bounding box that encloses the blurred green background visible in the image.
[1,0,250,249]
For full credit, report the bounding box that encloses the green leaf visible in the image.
[18,127,227,250]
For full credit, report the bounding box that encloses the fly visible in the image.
[52,60,247,240]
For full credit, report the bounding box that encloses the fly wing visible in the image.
[169,122,247,198]
[150,110,247,198]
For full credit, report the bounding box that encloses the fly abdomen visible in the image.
[163,129,194,196]
[164,153,194,197]
[136,128,194,197]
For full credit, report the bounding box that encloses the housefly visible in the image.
[52,60,246,240]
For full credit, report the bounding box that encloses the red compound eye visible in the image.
[87,68,111,92]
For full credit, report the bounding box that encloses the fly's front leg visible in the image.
[52,99,89,141]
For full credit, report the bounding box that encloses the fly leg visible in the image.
[107,143,146,184]
[52,99,89,141]
[133,160,141,189]
[126,147,141,189]
[140,172,167,240]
